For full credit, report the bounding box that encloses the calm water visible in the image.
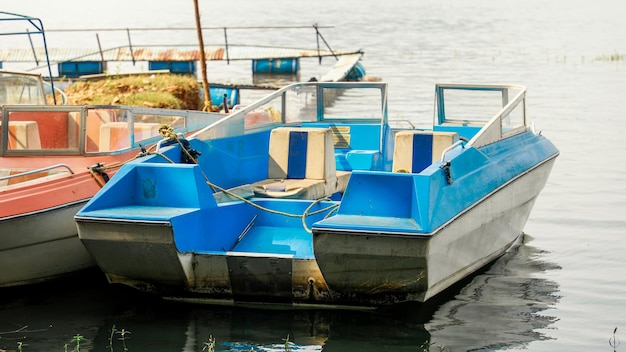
[2,0,626,351]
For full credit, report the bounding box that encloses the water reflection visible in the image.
[90,300,431,352]
[425,235,562,351]
[0,235,559,352]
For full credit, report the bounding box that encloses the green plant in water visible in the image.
[63,333,86,352]
[202,335,216,352]
[596,52,626,62]
[106,325,132,352]
[17,341,28,352]
[419,341,450,352]
[116,328,131,352]
[282,334,294,351]
[108,325,118,352]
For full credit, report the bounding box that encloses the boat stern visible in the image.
[76,216,201,289]
[313,227,431,305]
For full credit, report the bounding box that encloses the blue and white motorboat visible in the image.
[75,81,559,307]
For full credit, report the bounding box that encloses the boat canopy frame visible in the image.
[0,11,57,104]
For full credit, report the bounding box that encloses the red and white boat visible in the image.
[0,70,222,286]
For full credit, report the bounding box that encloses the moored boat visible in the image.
[0,101,223,287]
[75,81,559,307]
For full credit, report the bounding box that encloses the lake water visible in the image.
[2,0,626,351]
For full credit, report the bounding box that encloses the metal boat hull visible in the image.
[0,201,92,287]
[0,161,125,287]
[312,157,557,305]
[77,218,334,306]
[1,102,221,287]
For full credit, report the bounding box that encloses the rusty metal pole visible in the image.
[193,0,212,111]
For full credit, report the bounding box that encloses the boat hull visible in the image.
[0,201,92,287]
[76,218,334,307]
[0,159,122,287]
[312,156,557,305]
[1,99,223,287]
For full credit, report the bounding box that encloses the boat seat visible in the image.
[68,110,116,152]
[99,122,161,152]
[252,127,350,199]
[0,121,42,150]
[392,130,459,173]
[9,111,70,149]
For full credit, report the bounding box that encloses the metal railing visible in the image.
[0,163,74,182]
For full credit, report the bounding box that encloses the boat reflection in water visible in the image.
[424,234,562,350]
[0,234,559,351]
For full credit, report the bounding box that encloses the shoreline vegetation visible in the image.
[595,52,626,61]
[56,73,208,111]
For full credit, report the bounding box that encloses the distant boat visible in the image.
[0,21,369,111]
[75,80,559,307]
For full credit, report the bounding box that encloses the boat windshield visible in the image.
[0,71,47,105]
[433,83,528,147]
[192,81,389,142]
[0,104,221,155]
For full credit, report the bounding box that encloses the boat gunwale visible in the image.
[0,198,88,223]
[74,215,172,227]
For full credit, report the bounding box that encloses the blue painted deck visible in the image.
[232,226,314,258]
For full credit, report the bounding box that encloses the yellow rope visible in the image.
[158,124,177,141]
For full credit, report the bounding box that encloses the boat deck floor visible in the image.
[229,225,314,259]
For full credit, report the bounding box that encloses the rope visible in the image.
[202,176,339,233]
[175,136,340,232]
[89,126,339,232]
[158,124,178,141]
[88,167,106,187]
[301,197,339,233]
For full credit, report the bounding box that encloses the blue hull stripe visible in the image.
[412,133,433,173]
[287,131,308,179]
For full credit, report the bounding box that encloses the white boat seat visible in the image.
[392,130,459,173]
[99,122,161,152]
[252,127,350,199]
[0,121,42,150]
